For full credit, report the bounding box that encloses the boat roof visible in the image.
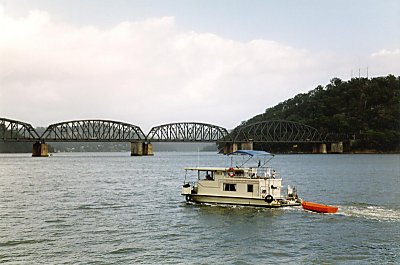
[184,167,228,171]
[227,150,273,157]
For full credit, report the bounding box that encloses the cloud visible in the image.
[0,6,399,131]
[371,49,400,57]
[368,49,400,77]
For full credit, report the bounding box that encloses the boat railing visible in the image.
[253,167,278,179]
[182,181,198,194]
[183,180,196,187]
[226,166,279,179]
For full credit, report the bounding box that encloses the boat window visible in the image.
[235,170,244,177]
[223,183,236,192]
[204,171,214,181]
[247,184,253,193]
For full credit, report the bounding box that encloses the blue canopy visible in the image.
[227,150,273,157]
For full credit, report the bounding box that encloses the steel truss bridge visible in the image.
[0,118,40,142]
[41,120,146,142]
[146,122,229,142]
[229,120,324,143]
[1,117,343,144]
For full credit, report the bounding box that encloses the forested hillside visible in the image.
[242,75,400,152]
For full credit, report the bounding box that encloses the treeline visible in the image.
[241,75,400,152]
[0,142,38,153]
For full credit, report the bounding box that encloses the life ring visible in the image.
[185,195,192,202]
[265,195,273,203]
[227,167,235,177]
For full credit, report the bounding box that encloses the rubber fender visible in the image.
[265,195,273,203]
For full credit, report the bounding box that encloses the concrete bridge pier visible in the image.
[223,143,238,154]
[131,142,154,156]
[312,143,327,154]
[240,142,254,150]
[32,141,49,157]
[330,142,343,153]
[143,142,153,156]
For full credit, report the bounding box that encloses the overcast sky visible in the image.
[1,0,399,132]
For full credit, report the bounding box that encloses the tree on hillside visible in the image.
[240,75,400,152]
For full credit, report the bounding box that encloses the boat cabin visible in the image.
[183,166,284,201]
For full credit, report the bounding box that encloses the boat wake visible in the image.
[338,205,400,222]
[185,202,400,222]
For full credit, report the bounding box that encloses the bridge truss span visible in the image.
[0,117,40,141]
[231,120,324,143]
[41,120,146,142]
[146,122,230,142]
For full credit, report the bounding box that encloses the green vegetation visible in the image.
[241,75,400,152]
[0,142,34,153]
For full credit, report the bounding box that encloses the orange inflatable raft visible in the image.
[301,201,338,214]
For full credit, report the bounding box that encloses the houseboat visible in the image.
[181,150,301,207]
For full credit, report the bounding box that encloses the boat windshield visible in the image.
[184,168,220,181]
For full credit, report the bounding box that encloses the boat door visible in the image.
[254,184,259,198]
[247,183,259,198]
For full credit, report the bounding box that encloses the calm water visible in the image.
[0,152,399,264]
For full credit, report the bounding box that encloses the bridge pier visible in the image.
[312,143,327,154]
[330,142,343,153]
[223,143,238,154]
[32,141,49,157]
[143,142,153,156]
[240,142,253,150]
[131,142,153,156]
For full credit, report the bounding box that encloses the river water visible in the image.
[0,152,399,264]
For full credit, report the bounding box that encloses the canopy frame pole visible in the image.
[260,155,275,168]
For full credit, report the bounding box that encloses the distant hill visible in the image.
[240,75,400,152]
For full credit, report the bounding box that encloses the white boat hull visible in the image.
[184,194,301,208]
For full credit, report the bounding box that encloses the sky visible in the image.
[0,0,399,132]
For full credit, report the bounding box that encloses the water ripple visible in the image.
[0,152,399,264]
